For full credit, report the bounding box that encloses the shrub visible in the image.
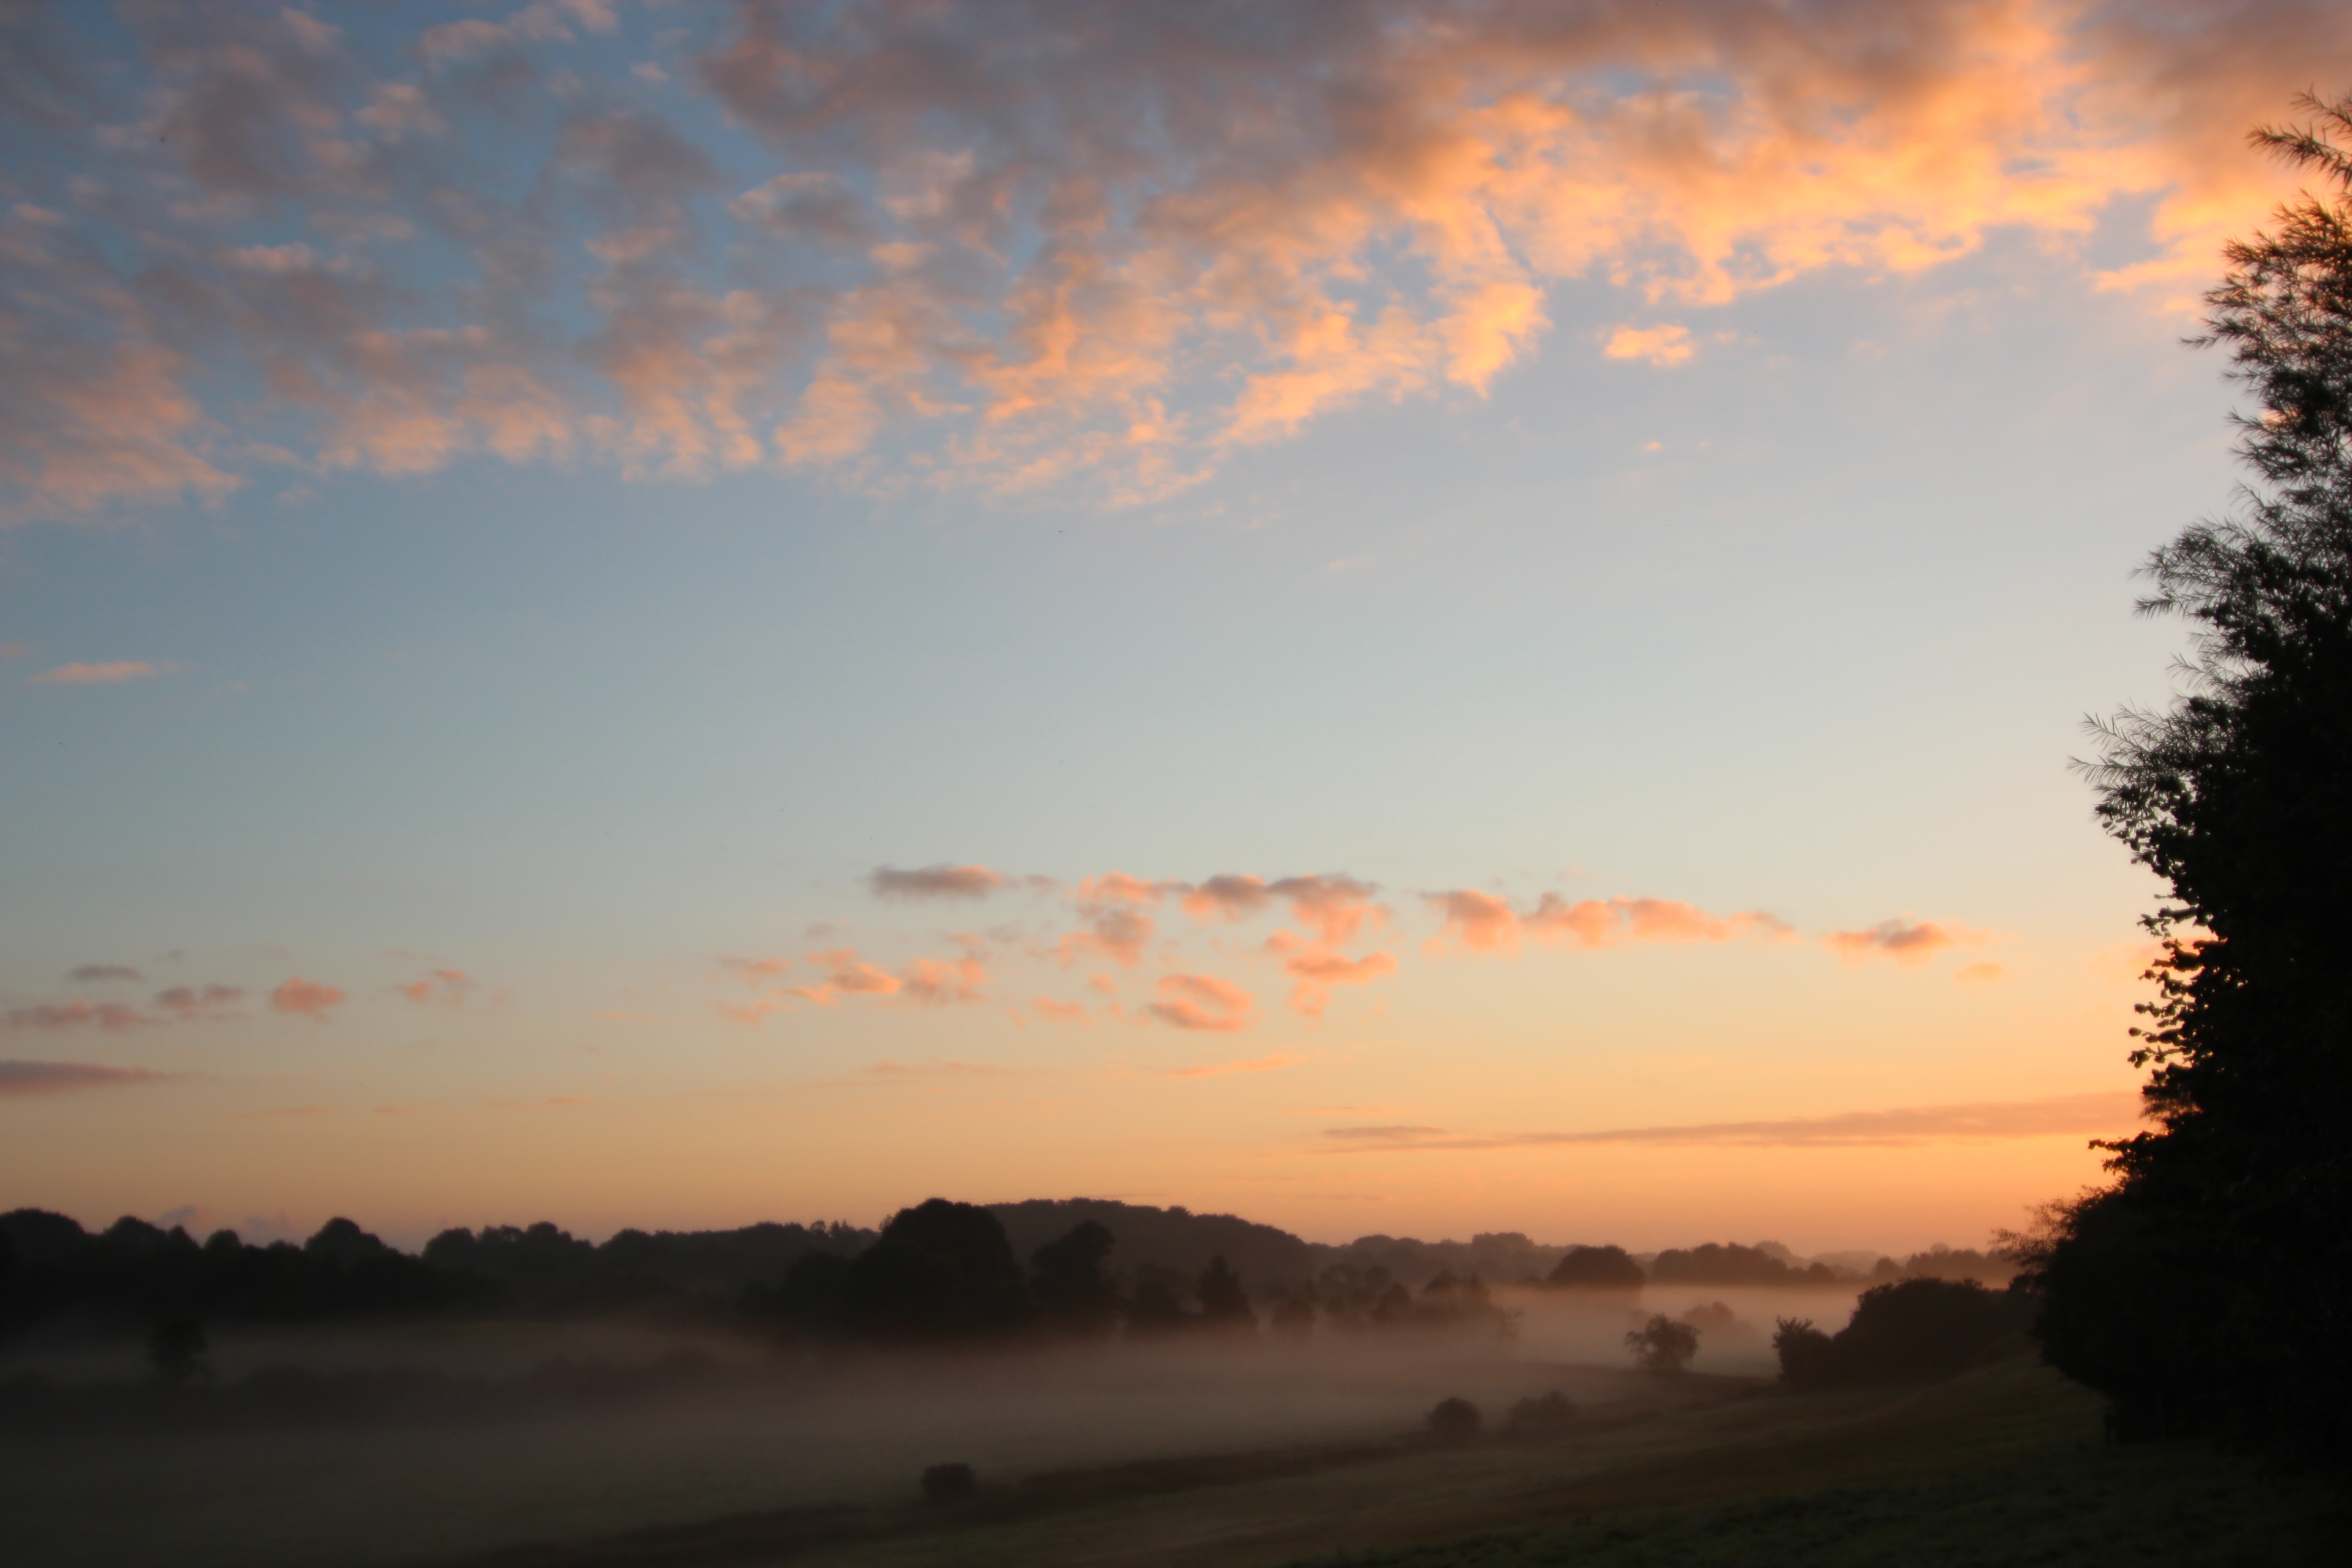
[919,1462,976,1505]
[1425,1396,1482,1441]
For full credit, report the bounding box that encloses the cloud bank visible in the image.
[5,0,2346,522]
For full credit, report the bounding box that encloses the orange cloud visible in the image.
[27,661,172,685]
[1428,890,1789,955]
[1955,962,2007,985]
[1144,973,1257,1034]
[870,863,1011,900]
[1265,931,1398,1019]
[269,977,347,1019]
[901,955,987,1006]
[11,3,2345,520]
[1825,919,1978,966]
[1602,323,1694,366]
[1180,874,1271,923]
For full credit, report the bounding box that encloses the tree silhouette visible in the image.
[1196,1254,1255,1334]
[2044,89,2352,1455]
[1544,1244,1644,1290]
[841,1199,1032,1342]
[1624,1313,1699,1374]
[1030,1221,1120,1339]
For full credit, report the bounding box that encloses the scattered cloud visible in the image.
[1031,997,1088,1023]
[0,1059,164,1096]
[269,977,346,1019]
[900,954,987,1005]
[4,1001,157,1034]
[1426,890,1787,956]
[1322,1092,2146,1152]
[1266,932,1397,1019]
[870,862,1011,901]
[154,984,245,1021]
[67,964,144,983]
[395,968,471,1005]
[27,661,172,685]
[1824,918,1980,966]
[1603,323,1695,366]
[1144,973,1256,1033]
[717,955,794,983]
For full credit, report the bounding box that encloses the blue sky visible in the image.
[5,0,2345,1251]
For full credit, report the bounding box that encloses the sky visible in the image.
[5,0,2349,1257]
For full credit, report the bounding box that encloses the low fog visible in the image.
[1,1199,2021,1568]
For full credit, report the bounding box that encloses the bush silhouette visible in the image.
[1625,1313,1700,1373]
[1425,1396,1482,1441]
[920,1463,976,1505]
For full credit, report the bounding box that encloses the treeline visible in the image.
[747,1199,1510,1345]
[1,1198,2010,1351]
[0,1209,872,1334]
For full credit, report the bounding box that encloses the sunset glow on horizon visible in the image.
[8,0,2347,1256]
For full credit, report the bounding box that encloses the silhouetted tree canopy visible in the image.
[2038,90,2352,1456]
[1029,1221,1121,1339]
[1776,1279,2027,1389]
[1624,1313,1699,1374]
[1195,1254,1255,1334]
[840,1200,1032,1343]
[1544,1244,1645,1290]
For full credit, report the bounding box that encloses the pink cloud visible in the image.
[396,968,471,1006]
[1265,931,1398,1019]
[1428,890,1789,955]
[1424,890,1523,954]
[28,661,173,685]
[901,955,987,1006]
[4,1001,157,1034]
[1144,973,1257,1034]
[1825,919,1977,966]
[1268,875,1385,944]
[270,977,346,1019]
[1180,874,1271,923]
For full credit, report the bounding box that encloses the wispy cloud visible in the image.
[1144,973,1257,1034]
[1824,918,1984,966]
[1321,1092,2146,1152]
[27,661,172,685]
[4,1001,157,1034]
[67,964,144,983]
[870,863,1011,900]
[0,1060,165,1096]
